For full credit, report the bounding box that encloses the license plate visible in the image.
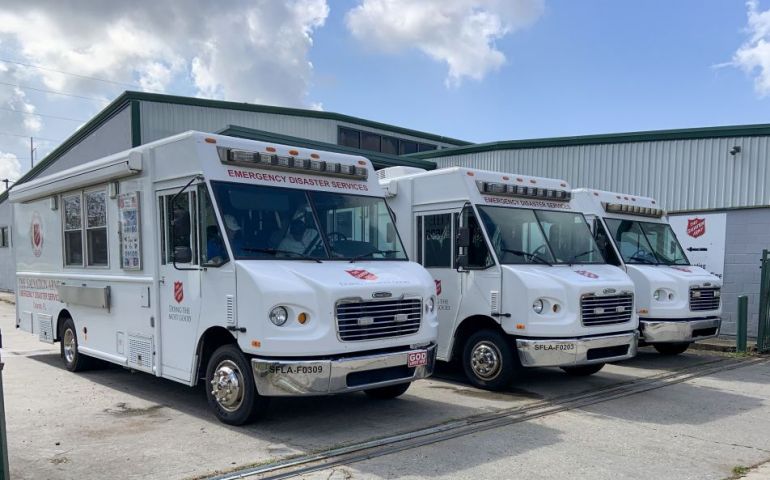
[534,343,576,352]
[407,350,428,367]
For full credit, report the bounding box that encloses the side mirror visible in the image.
[386,223,396,243]
[172,207,191,242]
[174,246,193,264]
[456,227,470,248]
[455,254,469,270]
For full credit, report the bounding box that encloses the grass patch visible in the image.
[732,465,751,478]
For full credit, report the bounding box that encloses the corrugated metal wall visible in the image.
[433,136,770,211]
[140,102,459,149]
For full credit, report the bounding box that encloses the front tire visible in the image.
[206,344,269,425]
[561,363,605,376]
[364,382,411,399]
[462,329,518,391]
[653,342,691,355]
[59,318,95,372]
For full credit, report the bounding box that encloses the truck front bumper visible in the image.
[251,343,436,396]
[516,331,638,368]
[639,317,721,344]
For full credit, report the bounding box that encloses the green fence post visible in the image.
[737,295,748,353]
[759,250,770,353]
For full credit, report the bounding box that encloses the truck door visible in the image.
[157,186,202,383]
[416,212,460,360]
[456,205,502,319]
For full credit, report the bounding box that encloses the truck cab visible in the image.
[11,132,438,425]
[572,189,722,355]
[380,167,639,390]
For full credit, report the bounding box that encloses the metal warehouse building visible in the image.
[410,126,770,338]
[0,91,464,292]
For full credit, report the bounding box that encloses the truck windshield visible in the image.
[604,218,689,266]
[477,205,604,265]
[210,181,407,261]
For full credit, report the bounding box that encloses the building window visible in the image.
[338,127,360,149]
[0,226,8,247]
[63,189,109,267]
[337,126,438,156]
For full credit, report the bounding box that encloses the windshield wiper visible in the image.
[349,250,400,263]
[566,250,595,264]
[242,247,322,263]
[629,254,656,264]
[501,248,552,266]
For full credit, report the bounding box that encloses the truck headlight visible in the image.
[653,289,664,301]
[426,296,435,313]
[269,306,288,326]
[532,299,544,314]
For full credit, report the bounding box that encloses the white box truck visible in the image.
[572,189,722,354]
[11,132,438,425]
[379,167,638,390]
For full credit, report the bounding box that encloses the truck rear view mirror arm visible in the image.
[170,175,204,271]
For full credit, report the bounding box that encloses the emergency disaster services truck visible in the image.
[11,131,438,425]
[379,167,639,390]
[573,189,722,355]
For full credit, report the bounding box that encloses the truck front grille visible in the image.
[581,293,634,326]
[689,287,720,311]
[336,298,422,341]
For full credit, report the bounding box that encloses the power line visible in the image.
[0,57,152,92]
[0,81,107,103]
[0,131,62,143]
[0,106,86,123]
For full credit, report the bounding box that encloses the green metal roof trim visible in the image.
[218,125,436,170]
[129,91,469,146]
[409,122,770,159]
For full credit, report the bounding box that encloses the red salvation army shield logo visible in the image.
[345,269,378,281]
[687,217,706,238]
[435,279,442,296]
[575,270,599,279]
[173,281,184,303]
[30,212,43,257]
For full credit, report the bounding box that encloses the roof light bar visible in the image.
[602,202,665,218]
[477,181,571,202]
[217,147,368,180]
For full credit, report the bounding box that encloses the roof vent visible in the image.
[377,166,427,181]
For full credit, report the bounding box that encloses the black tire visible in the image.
[561,363,605,376]
[59,317,95,372]
[462,329,518,391]
[364,382,411,399]
[205,344,269,425]
[653,342,691,355]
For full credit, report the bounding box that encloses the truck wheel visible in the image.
[561,363,605,376]
[364,382,411,399]
[462,329,517,391]
[206,344,269,425]
[653,342,691,355]
[59,318,95,372]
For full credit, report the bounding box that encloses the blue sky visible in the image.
[0,0,768,185]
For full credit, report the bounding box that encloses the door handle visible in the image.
[159,276,166,285]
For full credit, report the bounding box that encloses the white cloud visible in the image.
[345,0,544,87]
[733,0,770,96]
[0,0,329,107]
[0,152,22,192]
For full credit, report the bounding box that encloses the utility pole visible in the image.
[29,137,36,169]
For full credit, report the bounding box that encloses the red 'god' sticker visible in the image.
[345,269,378,281]
[575,270,599,279]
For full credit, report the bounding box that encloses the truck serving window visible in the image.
[85,190,108,266]
[210,182,407,261]
[477,206,604,265]
[604,218,689,266]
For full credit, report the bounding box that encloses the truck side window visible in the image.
[462,209,494,269]
[63,193,84,266]
[163,191,198,265]
[421,214,452,268]
[594,219,622,266]
[85,189,108,266]
[199,187,229,266]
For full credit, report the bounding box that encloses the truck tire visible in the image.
[206,344,269,425]
[560,363,605,376]
[59,317,96,372]
[653,342,691,355]
[462,329,517,391]
[364,382,411,399]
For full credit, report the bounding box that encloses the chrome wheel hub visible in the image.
[210,360,244,412]
[63,328,76,364]
[470,341,502,380]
